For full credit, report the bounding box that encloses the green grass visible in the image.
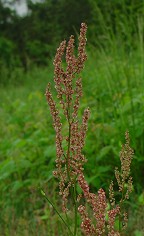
[0,42,144,235]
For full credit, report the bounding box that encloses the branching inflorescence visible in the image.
[45,23,134,236]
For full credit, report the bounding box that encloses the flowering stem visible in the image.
[67,104,78,235]
[45,23,133,236]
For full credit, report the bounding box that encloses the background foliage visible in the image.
[0,0,144,235]
[0,0,144,72]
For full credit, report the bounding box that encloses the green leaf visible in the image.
[138,193,144,205]
[134,230,143,236]
[97,145,112,161]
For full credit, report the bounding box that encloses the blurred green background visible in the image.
[0,0,144,235]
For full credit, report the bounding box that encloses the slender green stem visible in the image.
[41,190,74,236]
[66,95,78,236]
[73,182,78,236]
[119,184,125,232]
[66,121,71,180]
[67,123,78,236]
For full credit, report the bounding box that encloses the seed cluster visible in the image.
[115,131,134,198]
[46,23,88,212]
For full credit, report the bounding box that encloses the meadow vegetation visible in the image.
[0,1,144,235]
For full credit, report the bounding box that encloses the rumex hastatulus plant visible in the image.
[45,23,134,236]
